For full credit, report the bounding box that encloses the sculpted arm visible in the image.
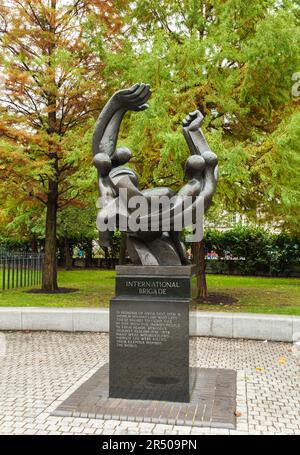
[182,110,212,156]
[92,83,151,159]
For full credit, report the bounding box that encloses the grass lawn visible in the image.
[0,268,300,315]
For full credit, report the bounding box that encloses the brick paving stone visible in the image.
[0,331,298,435]
[52,364,236,428]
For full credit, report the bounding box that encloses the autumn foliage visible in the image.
[0,0,127,290]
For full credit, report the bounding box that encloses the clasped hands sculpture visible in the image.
[92,83,218,266]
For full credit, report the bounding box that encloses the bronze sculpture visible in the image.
[92,83,218,266]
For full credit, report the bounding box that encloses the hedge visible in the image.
[204,225,300,276]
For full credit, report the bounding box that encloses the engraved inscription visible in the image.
[124,279,180,295]
[115,310,181,348]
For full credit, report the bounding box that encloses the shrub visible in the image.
[204,225,300,276]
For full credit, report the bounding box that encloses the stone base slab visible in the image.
[51,363,237,429]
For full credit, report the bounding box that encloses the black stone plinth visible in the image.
[109,266,195,403]
[110,297,189,402]
[52,363,237,429]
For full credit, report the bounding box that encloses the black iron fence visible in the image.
[0,252,44,291]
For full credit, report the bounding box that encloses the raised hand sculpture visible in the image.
[92,84,218,265]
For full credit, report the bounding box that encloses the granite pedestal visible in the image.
[109,265,196,403]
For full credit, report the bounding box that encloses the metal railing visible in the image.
[0,252,44,291]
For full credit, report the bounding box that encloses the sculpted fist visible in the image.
[112,83,152,112]
[182,110,204,131]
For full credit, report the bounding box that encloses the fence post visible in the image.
[20,256,23,288]
[12,256,15,289]
[16,256,19,288]
[2,259,5,291]
[7,257,10,290]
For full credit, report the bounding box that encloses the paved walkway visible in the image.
[0,332,299,435]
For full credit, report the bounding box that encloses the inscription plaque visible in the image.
[115,310,181,348]
[110,298,189,402]
[109,266,195,403]
[116,276,190,299]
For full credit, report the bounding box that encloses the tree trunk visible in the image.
[85,240,93,268]
[65,238,72,271]
[31,235,38,253]
[103,246,109,268]
[42,180,58,291]
[119,233,127,265]
[41,0,58,291]
[192,239,208,299]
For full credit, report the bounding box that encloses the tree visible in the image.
[56,202,98,269]
[0,193,45,251]
[0,0,126,290]
[100,0,300,294]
